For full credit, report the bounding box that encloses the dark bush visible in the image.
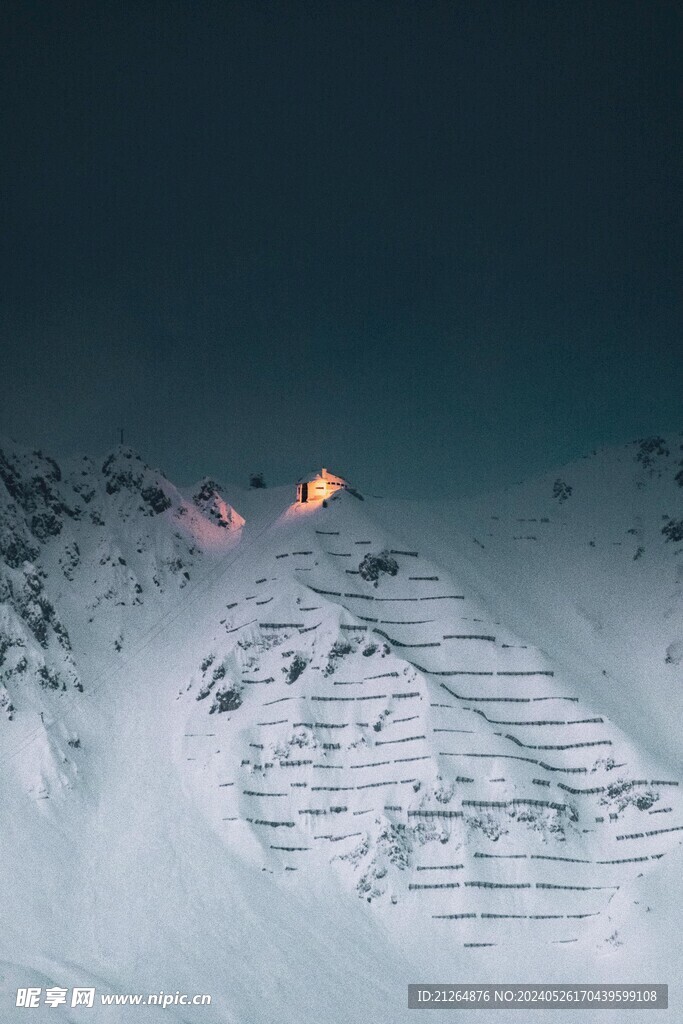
[552,478,572,503]
[635,436,669,468]
[662,518,683,543]
[285,654,308,684]
[358,551,399,586]
[210,686,243,714]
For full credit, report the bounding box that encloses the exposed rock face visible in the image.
[0,440,244,728]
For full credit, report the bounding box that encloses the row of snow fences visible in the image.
[263,844,668,864]
[225,580,683,869]
[375,734,426,746]
[243,790,288,797]
[410,881,621,891]
[310,587,465,601]
[309,692,420,701]
[298,808,339,816]
[444,634,496,641]
[409,882,461,889]
[419,669,556,677]
[471,852,667,865]
[290,720,350,729]
[437,752,589,773]
[408,809,463,819]
[265,779,419,791]
[441,683,579,708]
[292,721,348,728]
[416,864,464,871]
[433,913,597,920]
[502,735,611,751]
[246,818,296,827]
[461,798,567,811]
[466,708,602,726]
[358,618,436,625]
[617,824,683,840]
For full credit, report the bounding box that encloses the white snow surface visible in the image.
[0,436,681,1022]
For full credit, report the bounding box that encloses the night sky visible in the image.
[1,1,680,497]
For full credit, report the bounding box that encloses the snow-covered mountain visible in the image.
[0,436,681,1022]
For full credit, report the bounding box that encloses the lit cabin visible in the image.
[296,467,347,503]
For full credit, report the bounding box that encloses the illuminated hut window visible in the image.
[296,468,347,504]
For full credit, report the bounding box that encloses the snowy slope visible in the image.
[376,435,683,768]
[0,437,681,1023]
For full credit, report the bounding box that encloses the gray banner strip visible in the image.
[408,985,668,1009]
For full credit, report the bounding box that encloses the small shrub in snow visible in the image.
[323,641,353,677]
[284,654,308,684]
[601,779,659,813]
[662,518,683,543]
[465,813,507,842]
[552,478,572,503]
[358,551,399,586]
[209,686,243,714]
[635,436,669,469]
[38,665,62,690]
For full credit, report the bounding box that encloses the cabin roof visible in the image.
[297,468,346,485]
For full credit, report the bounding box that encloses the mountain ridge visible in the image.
[0,434,681,1022]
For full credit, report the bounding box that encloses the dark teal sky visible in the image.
[1,0,680,496]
